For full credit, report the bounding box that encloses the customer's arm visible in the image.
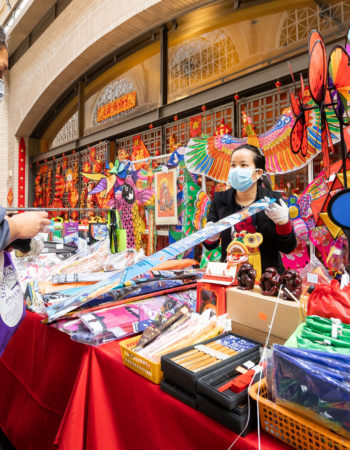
[5,211,51,246]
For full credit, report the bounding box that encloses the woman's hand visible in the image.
[264,198,289,225]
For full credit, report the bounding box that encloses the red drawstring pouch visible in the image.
[307,279,350,324]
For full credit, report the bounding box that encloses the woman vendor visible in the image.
[204,144,296,274]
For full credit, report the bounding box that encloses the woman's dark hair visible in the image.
[231,143,272,191]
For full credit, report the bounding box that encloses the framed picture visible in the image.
[155,168,178,225]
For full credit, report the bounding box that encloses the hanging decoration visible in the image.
[89,146,103,173]
[18,137,26,209]
[65,163,80,220]
[51,164,65,216]
[117,148,130,162]
[214,118,232,136]
[44,166,52,209]
[189,115,202,138]
[33,172,44,208]
[131,135,150,170]
[7,188,13,207]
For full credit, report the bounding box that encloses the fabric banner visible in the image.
[97,91,136,122]
[46,198,274,322]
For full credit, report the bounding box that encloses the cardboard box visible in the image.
[230,321,286,345]
[226,286,303,341]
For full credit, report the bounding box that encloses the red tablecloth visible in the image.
[0,312,289,450]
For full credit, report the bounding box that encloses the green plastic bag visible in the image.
[295,316,350,354]
[116,210,127,253]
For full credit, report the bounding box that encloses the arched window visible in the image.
[279,2,350,47]
[169,29,239,97]
[92,78,135,126]
[51,111,78,148]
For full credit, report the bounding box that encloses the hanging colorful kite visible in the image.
[185,104,342,180]
[110,176,154,251]
[82,160,131,198]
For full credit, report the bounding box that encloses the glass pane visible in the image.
[168,0,350,102]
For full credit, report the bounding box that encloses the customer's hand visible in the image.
[205,221,220,243]
[7,211,51,241]
[264,199,289,225]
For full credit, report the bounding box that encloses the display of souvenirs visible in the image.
[281,269,302,301]
[236,263,256,290]
[135,310,229,363]
[259,267,282,296]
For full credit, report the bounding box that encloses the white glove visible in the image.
[265,198,289,225]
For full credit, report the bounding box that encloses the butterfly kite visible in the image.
[185,105,341,182]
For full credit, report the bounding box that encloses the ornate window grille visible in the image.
[280,1,350,47]
[116,127,162,158]
[238,85,294,135]
[51,111,78,148]
[169,29,239,97]
[164,103,234,153]
[92,78,135,126]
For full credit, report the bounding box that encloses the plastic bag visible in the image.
[272,345,350,439]
[0,252,26,356]
[307,279,350,324]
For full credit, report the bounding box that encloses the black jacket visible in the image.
[203,184,297,274]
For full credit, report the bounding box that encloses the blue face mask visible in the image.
[228,167,255,192]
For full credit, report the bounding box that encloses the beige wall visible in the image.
[3,0,204,206]
[0,72,9,205]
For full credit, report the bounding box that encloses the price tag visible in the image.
[307,273,318,284]
[56,244,64,250]
[340,272,350,290]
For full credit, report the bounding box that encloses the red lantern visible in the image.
[275,80,282,90]
[234,93,240,102]
[149,123,153,129]
[201,105,207,112]
[174,115,178,121]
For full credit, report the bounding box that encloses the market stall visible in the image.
[2,27,350,450]
[0,311,289,450]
